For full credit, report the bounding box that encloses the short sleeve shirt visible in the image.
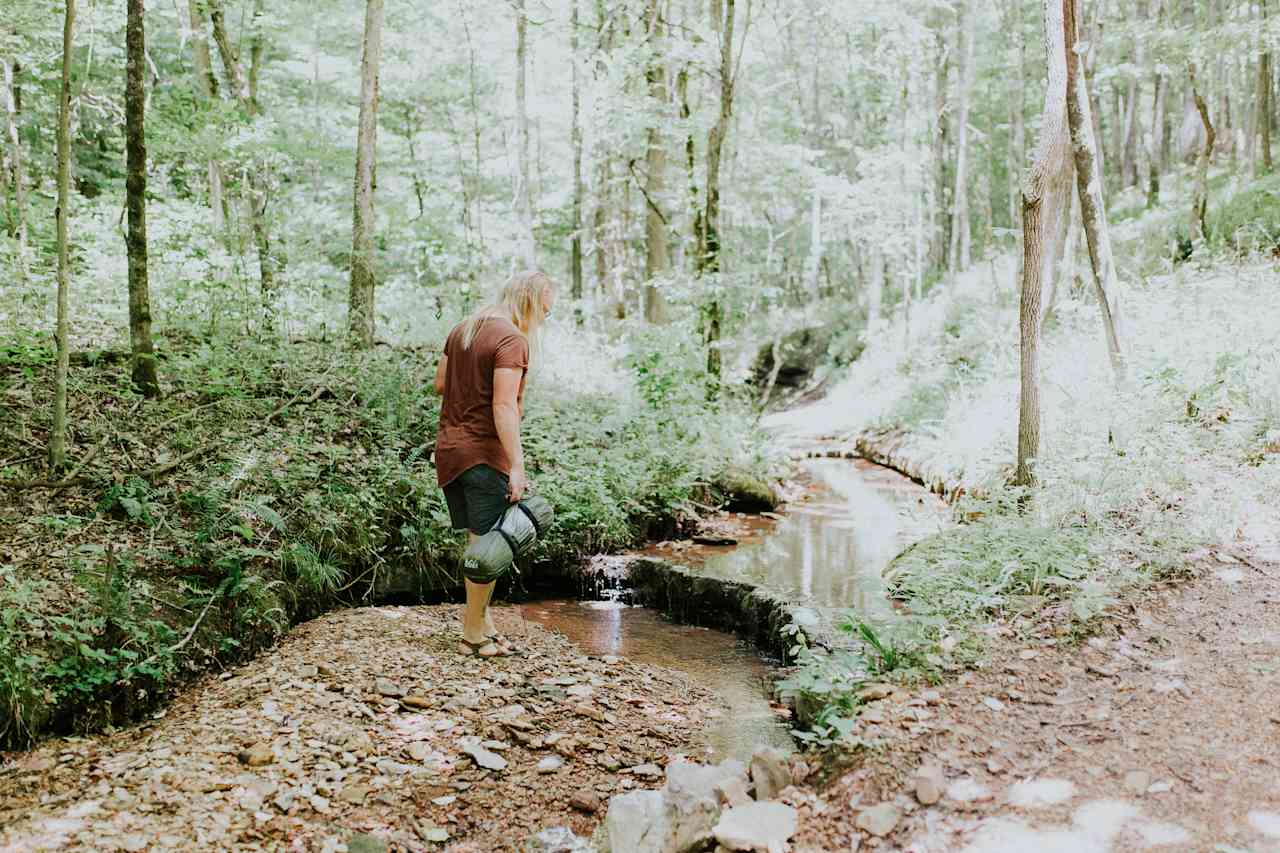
[435,317,529,487]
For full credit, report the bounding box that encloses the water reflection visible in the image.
[692,458,943,613]
[518,599,793,761]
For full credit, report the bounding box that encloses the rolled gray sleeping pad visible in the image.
[461,494,554,583]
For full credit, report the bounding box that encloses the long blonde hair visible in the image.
[460,270,554,351]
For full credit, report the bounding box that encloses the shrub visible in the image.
[1210,173,1280,253]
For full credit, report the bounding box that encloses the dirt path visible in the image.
[788,553,1280,852]
[0,605,723,852]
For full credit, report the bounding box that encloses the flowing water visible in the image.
[523,457,946,761]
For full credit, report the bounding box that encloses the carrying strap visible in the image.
[517,501,543,539]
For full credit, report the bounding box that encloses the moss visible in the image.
[714,466,779,512]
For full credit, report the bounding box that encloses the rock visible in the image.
[857,683,894,702]
[237,744,274,767]
[569,790,601,814]
[407,742,430,762]
[602,789,670,853]
[317,664,336,678]
[665,760,749,851]
[432,795,457,806]
[749,748,792,801]
[914,765,945,805]
[401,695,432,710]
[574,704,606,722]
[525,826,595,853]
[375,679,405,698]
[461,742,508,772]
[713,801,799,851]
[627,763,663,779]
[347,833,388,853]
[855,803,900,838]
[338,784,371,805]
[982,696,1005,712]
[715,776,753,809]
[920,690,942,705]
[297,664,318,678]
[272,790,296,813]
[1124,770,1152,794]
[537,756,564,774]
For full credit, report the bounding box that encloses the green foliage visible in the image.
[1209,173,1280,252]
[777,617,935,747]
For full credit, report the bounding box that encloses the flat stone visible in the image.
[855,802,900,838]
[347,833,388,853]
[715,776,753,808]
[461,742,508,772]
[296,664,318,678]
[524,826,595,852]
[338,785,371,805]
[627,763,663,779]
[537,756,564,774]
[407,742,430,762]
[237,745,274,767]
[401,695,432,710]
[375,679,405,698]
[857,683,894,701]
[713,801,798,850]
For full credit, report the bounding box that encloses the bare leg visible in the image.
[461,531,500,655]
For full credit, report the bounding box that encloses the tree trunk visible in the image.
[347,0,383,349]
[125,0,159,397]
[932,10,952,271]
[1066,0,1124,383]
[570,0,583,320]
[804,184,822,296]
[515,0,536,267]
[1189,64,1215,243]
[187,1,228,236]
[1007,0,1026,235]
[51,0,77,471]
[2,60,27,281]
[208,0,276,303]
[1015,0,1073,488]
[700,0,735,393]
[1260,0,1273,173]
[642,0,670,324]
[949,0,975,272]
[1148,67,1164,207]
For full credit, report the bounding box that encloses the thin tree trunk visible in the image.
[515,0,536,267]
[1189,63,1216,243]
[949,0,975,272]
[1007,0,1026,234]
[700,0,735,392]
[208,0,276,303]
[3,60,27,281]
[126,0,159,397]
[1148,66,1164,207]
[1066,0,1124,383]
[348,0,384,349]
[51,0,77,471]
[642,0,670,323]
[1015,0,1073,488]
[187,1,228,241]
[570,0,583,319]
[933,10,952,271]
[804,185,822,296]
[1260,0,1273,173]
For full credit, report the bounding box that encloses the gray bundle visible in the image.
[461,494,554,583]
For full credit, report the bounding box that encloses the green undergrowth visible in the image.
[0,329,774,748]
[779,200,1280,749]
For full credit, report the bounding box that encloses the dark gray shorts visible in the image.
[443,464,511,534]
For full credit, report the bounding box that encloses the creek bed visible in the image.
[526,456,947,761]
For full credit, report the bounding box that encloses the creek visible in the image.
[523,456,947,762]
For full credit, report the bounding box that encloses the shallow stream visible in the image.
[522,457,946,761]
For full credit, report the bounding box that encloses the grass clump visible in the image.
[1209,172,1280,253]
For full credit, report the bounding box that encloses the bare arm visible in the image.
[493,366,527,501]
[434,355,447,395]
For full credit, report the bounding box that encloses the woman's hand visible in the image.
[507,467,529,503]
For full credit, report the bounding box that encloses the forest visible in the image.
[1,0,1279,850]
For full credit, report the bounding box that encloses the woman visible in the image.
[434,270,556,657]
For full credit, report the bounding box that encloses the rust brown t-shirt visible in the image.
[435,316,529,488]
